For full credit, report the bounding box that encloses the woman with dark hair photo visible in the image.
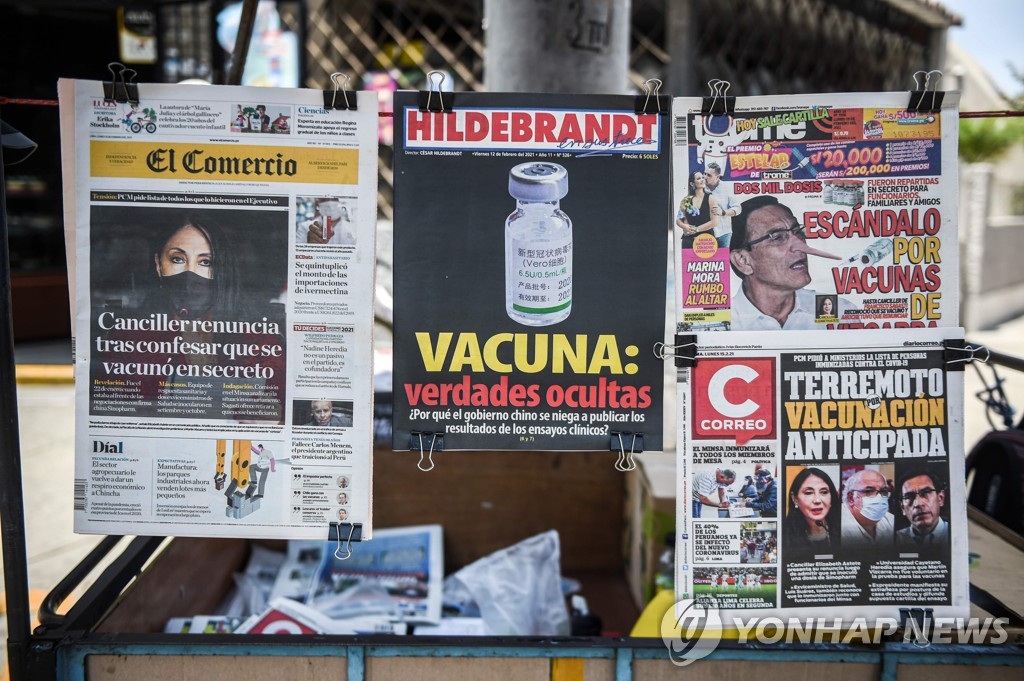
[146,216,241,319]
[784,467,841,551]
[89,206,288,423]
[815,295,837,322]
[676,170,719,249]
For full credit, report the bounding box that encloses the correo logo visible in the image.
[660,598,723,666]
[693,358,775,444]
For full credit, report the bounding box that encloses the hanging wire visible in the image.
[5,96,1018,120]
[961,111,1024,118]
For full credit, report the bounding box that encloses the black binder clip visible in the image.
[410,431,444,472]
[944,338,988,371]
[418,70,452,113]
[898,607,935,647]
[103,62,139,106]
[907,70,944,114]
[611,432,644,472]
[635,78,670,116]
[701,79,734,116]
[323,72,357,111]
[328,522,363,561]
[654,334,698,368]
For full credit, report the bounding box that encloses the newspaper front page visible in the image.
[59,80,377,539]
[671,92,959,332]
[675,328,969,621]
[391,91,670,451]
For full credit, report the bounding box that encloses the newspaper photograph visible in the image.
[392,91,670,450]
[675,328,968,621]
[268,525,443,624]
[58,79,378,539]
[671,92,959,332]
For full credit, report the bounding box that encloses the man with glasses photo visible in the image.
[840,468,894,546]
[728,196,846,330]
[896,469,949,546]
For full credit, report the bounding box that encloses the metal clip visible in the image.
[946,342,989,366]
[334,522,356,561]
[909,70,944,113]
[613,432,640,472]
[104,62,140,105]
[424,70,448,113]
[654,338,698,367]
[641,78,663,115]
[325,72,356,111]
[701,78,733,116]
[416,432,441,472]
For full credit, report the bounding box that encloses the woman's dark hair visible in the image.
[784,467,841,548]
[150,212,240,316]
[817,296,836,317]
[687,170,703,196]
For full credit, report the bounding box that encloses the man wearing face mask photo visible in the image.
[840,467,894,547]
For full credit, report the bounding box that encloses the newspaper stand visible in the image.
[7,439,1021,680]
[2,51,1023,681]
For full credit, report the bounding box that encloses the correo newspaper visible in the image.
[675,328,969,621]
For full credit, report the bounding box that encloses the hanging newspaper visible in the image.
[58,79,377,539]
[391,91,670,451]
[671,92,959,332]
[675,328,969,621]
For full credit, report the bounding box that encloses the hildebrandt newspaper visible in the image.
[59,80,377,539]
[675,328,969,621]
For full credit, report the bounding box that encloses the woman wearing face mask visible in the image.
[839,468,894,546]
[740,475,757,499]
[92,212,285,423]
[784,467,841,551]
[149,219,238,319]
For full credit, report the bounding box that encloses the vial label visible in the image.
[509,235,572,316]
[850,237,893,266]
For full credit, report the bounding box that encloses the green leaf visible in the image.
[958,118,1024,163]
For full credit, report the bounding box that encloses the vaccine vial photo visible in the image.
[505,162,573,326]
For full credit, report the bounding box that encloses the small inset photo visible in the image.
[894,463,949,548]
[815,294,838,324]
[337,492,349,505]
[296,196,357,246]
[231,103,290,134]
[783,465,841,554]
[739,521,777,564]
[839,464,895,548]
[338,508,349,522]
[293,399,354,428]
[336,475,350,489]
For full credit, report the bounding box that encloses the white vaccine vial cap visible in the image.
[509,162,568,202]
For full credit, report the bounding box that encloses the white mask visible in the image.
[859,494,889,522]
